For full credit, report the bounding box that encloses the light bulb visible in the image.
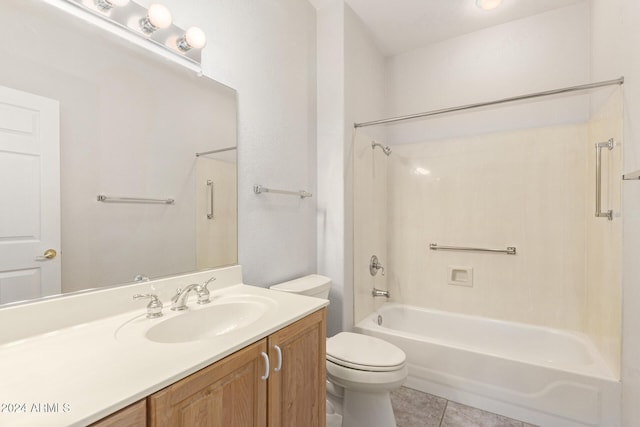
[177,26,207,51]
[476,0,503,11]
[139,4,172,34]
[148,4,172,29]
[185,27,207,49]
[94,0,129,11]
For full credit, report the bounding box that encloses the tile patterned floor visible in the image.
[390,387,538,427]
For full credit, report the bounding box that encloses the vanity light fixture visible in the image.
[58,0,205,69]
[176,26,207,52]
[94,0,129,11]
[476,0,503,11]
[139,3,172,34]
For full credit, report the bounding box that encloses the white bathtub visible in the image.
[354,303,621,427]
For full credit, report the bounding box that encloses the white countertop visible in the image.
[0,266,328,426]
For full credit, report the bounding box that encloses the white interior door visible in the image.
[0,85,60,305]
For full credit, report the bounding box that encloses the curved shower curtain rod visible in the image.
[354,77,624,129]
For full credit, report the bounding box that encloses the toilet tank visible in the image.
[269,274,331,299]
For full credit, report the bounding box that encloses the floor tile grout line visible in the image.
[439,399,449,427]
[391,386,535,427]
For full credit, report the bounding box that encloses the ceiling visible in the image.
[310,0,587,56]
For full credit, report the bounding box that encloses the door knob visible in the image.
[35,249,57,261]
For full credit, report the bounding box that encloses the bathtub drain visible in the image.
[377,314,383,326]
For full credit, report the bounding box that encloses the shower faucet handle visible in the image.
[370,255,385,276]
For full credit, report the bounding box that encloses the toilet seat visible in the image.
[326,359,408,392]
[326,332,406,372]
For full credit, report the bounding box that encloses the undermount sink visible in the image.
[116,294,276,344]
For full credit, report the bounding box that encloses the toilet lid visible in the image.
[326,332,406,372]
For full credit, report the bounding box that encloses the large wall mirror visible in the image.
[0,0,237,307]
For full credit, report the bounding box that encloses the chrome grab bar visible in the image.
[595,138,614,221]
[623,170,640,180]
[195,146,236,157]
[207,180,214,219]
[429,243,516,255]
[253,185,312,198]
[97,195,174,204]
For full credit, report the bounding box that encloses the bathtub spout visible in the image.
[372,288,390,298]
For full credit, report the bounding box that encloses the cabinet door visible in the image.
[268,309,326,427]
[90,400,146,427]
[148,339,268,427]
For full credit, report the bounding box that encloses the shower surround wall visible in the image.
[386,124,589,331]
[353,89,623,378]
[353,133,389,322]
[585,90,623,377]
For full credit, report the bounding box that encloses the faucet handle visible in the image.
[170,288,183,304]
[197,277,215,305]
[133,294,163,318]
[370,255,385,276]
[202,276,216,290]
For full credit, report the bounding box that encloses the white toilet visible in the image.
[270,275,408,427]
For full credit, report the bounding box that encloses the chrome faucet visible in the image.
[171,277,215,311]
[372,288,390,298]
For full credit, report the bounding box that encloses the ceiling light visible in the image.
[476,0,503,11]
[139,3,172,34]
[176,26,207,51]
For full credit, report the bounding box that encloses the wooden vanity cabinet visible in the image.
[146,308,326,427]
[90,400,146,427]
[268,308,326,427]
[148,339,268,426]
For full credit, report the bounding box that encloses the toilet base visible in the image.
[326,399,343,427]
[341,390,396,427]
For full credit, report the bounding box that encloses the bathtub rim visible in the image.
[356,302,618,382]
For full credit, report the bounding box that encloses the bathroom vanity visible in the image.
[0,266,327,426]
[94,309,325,427]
